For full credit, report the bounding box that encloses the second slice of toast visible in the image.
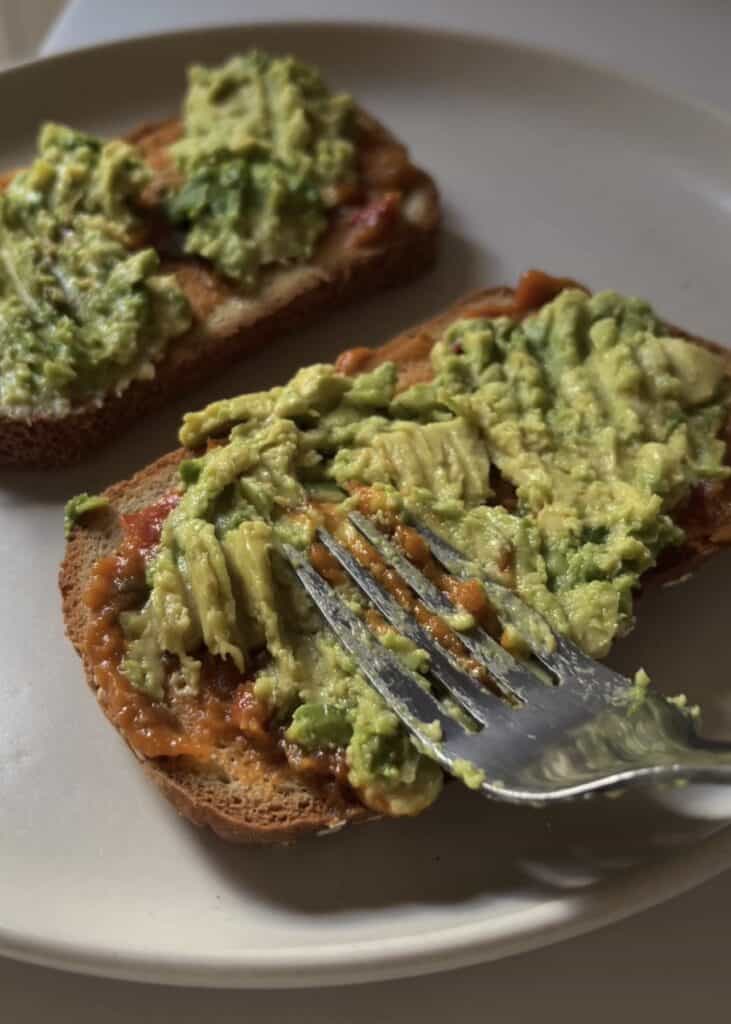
[1,109,440,467]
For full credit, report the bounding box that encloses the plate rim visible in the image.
[2,824,730,987]
[8,15,731,132]
[2,18,731,988]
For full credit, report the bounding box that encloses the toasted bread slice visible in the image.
[1,111,440,467]
[60,279,731,843]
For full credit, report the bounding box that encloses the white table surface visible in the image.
[5,1,729,1019]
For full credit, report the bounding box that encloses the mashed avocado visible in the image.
[64,492,109,538]
[166,51,356,286]
[0,124,191,414]
[119,288,730,814]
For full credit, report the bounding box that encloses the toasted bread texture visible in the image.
[1,111,440,467]
[60,281,731,843]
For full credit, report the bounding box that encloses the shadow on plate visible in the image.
[188,774,725,917]
[610,548,731,741]
[0,228,484,505]
[187,551,731,916]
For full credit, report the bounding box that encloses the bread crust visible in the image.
[59,284,731,842]
[1,112,440,466]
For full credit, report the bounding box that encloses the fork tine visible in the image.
[281,544,468,760]
[407,517,554,652]
[409,517,632,699]
[349,512,557,705]
[315,527,513,726]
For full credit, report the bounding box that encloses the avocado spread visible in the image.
[166,51,356,286]
[0,124,191,414]
[119,288,730,814]
[64,491,109,538]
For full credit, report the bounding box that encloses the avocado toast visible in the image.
[60,271,731,842]
[0,52,439,466]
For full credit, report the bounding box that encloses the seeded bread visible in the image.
[1,111,440,467]
[59,282,731,843]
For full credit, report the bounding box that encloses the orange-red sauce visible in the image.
[83,492,255,760]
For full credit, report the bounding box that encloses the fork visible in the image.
[283,512,731,807]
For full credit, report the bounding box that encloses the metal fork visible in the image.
[283,512,731,806]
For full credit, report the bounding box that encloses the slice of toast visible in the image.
[59,279,731,844]
[1,110,440,467]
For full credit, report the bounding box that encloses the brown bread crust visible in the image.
[59,284,731,842]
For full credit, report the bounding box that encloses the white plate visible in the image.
[2,22,731,989]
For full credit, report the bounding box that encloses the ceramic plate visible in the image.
[2,22,731,988]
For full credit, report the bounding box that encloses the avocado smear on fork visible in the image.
[105,289,729,814]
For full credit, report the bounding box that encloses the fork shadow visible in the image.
[187,779,724,917]
[188,550,731,916]
[0,227,487,505]
[610,548,731,741]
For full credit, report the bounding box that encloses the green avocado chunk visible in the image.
[331,417,493,503]
[118,287,730,815]
[166,51,357,287]
[0,124,191,414]
[175,519,244,670]
[63,492,109,537]
[285,703,352,750]
[222,519,295,683]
